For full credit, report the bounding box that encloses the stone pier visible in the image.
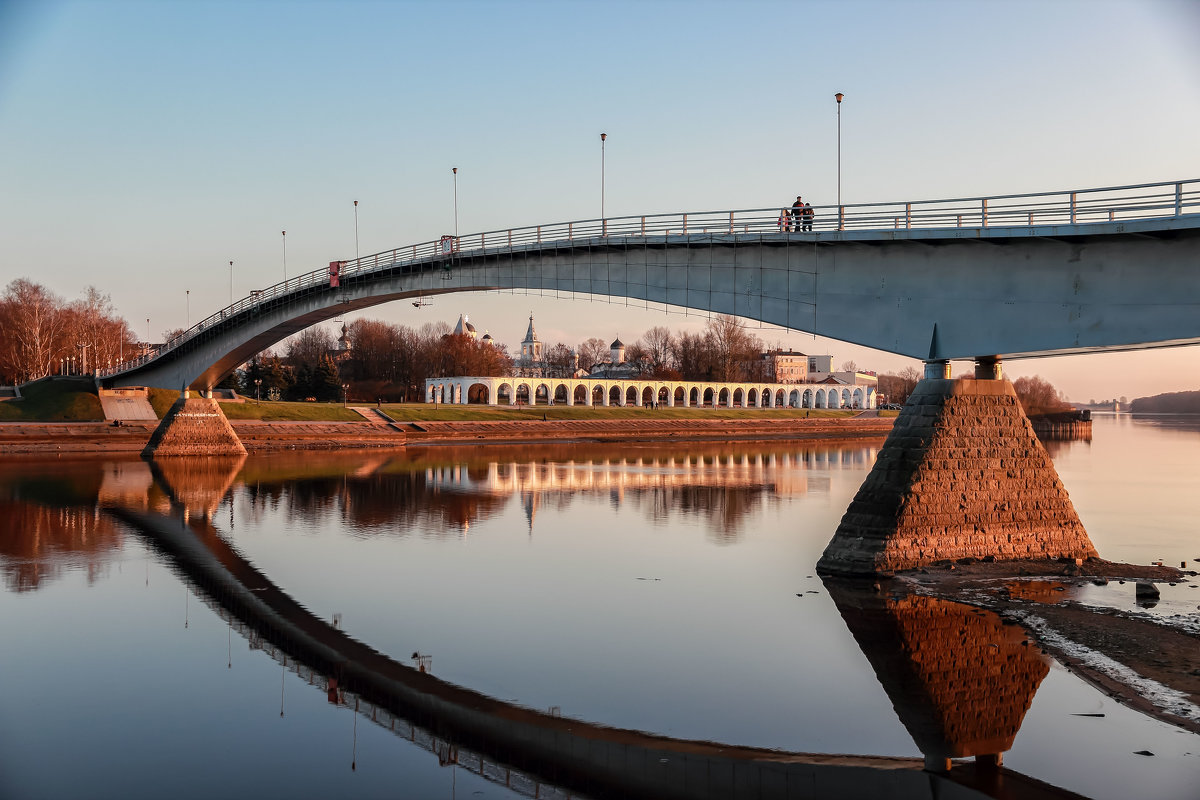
[817,363,1097,576]
[142,393,247,458]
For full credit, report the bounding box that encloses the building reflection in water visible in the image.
[0,442,879,590]
[231,442,879,542]
[826,581,1051,774]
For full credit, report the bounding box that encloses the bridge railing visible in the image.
[98,178,1199,379]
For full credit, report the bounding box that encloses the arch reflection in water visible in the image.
[95,461,1087,800]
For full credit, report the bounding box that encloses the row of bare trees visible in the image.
[241,320,515,402]
[874,367,1071,413]
[0,280,137,385]
[543,316,768,382]
[243,314,771,401]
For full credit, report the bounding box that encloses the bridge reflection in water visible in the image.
[45,455,1082,800]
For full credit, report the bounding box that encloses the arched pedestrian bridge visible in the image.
[100,179,1200,393]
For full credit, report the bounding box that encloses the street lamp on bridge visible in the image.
[452,167,459,241]
[835,92,844,213]
[282,230,287,281]
[353,201,359,260]
[229,261,234,306]
[600,132,607,225]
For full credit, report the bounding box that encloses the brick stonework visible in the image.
[828,585,1049,763]
[817,377,1097,575]
[142,397,247,458]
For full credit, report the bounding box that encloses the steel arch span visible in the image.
[100,180,1200,392]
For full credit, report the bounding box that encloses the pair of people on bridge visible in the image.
[779,197,814,232]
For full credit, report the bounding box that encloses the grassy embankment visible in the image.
[221,400,362,422]
[0,379,104,421]
[370,404,861,422]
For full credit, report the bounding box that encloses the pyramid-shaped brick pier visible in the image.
[817,377,1097,576]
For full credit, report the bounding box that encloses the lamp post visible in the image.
[452,167,458,241]
[835,92,844,210]
[342,383,350,408]
[254,378,262,405]
[600,133,607,224]
[146,318,150,345]
[353,201,359,261]
[282,230,287,281]
[229,261,234,306]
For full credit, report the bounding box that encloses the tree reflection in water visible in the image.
[0,442,880,589]
[227,442,874,541]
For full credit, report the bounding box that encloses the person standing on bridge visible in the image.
[791,196,804,232]
[802,201,814,232]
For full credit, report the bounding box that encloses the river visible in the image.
[0,414,1196,799]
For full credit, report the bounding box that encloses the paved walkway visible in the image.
[98,391,157,421]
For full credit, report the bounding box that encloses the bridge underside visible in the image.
[104,218,1200,393]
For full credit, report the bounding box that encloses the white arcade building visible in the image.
[425,375,876,409]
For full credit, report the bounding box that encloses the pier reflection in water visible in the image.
[0,429,1196,799]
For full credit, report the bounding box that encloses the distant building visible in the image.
[807,354,833,374]
[585,337,644,379]
[453,313,478,340]
[324,323,354,375]
[513,314,549,377]
[761,350,809,384]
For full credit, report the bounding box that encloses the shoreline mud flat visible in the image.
[0,417,895,454]
[885,559,1200,735]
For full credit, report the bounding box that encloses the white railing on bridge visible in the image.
[99,178,1199,379]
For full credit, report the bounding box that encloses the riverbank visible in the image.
[0,416,895,454]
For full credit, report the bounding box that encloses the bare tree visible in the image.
[348,319,401,381]
[622,342,653,377]
[577,337,609,372]
[639,326,676,375]
[704,314,762,382]
[1013,375,1072,415]
[0,279,67,382]
[877,365,923,405]
[840,359,858,372]
[285,326,335,371]
[544,343,576,377]
[675,330,713,381]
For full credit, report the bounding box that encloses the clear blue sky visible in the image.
[2,0,1198,401]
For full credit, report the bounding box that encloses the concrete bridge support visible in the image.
[817,359,1097,575]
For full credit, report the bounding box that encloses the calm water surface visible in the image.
[1,415,1197,799]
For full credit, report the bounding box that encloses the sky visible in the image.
[1,0,1198,402]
